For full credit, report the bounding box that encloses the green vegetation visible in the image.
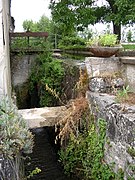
[0,97,34,179]
[27,167,41,179]
[99,34,118,47]
[11,38,28,49]
[12,15,87,50]
[22,15,77,49]
[50,0,135,40]
[122,44,135,50]
[127,164,135,180]
[116,85,130,103]
[127,147,135,158]
[59,117,124,179]
[126,30,133,42]
[58,36,86,49]
[86,33,118,47]
[29,51,64,107]
[11,15,61,49]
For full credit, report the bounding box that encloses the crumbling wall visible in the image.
[87,92,135,179]
[85,57,135,179]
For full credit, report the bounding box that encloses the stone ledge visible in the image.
[120,56,135,65]
[19,106,66,128]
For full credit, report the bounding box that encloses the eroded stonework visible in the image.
[89,77,124,93]
[87,91,135,179]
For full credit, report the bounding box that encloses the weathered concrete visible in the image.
[86,56,135,93]
[19,106,67,128]
[85,56,125,94]
[0,1,13,179]
[85,57,120,77]
[118,50,135,57]
[120,56,135,65]
[11,54,37,86]
[89,77,124,93]
[86,91,135,179]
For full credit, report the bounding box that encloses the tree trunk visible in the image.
[113,22,121,42]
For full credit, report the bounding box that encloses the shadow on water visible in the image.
[25,127,77,180]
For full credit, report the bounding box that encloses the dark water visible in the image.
[25,127,76,180]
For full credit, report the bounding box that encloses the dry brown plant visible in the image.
[55,67,90,147]
[55,97,89,146]
[75,67,89,97]
[45,84,65,105]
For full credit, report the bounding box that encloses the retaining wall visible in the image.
[85,56,135,179]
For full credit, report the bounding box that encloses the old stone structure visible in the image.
[86,57,135,179]
[0,1,135,179]
[0,0,11,99]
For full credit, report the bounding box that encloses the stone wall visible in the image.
[87,92,135,179]
[85,57,135,179]
[85,56,120,78]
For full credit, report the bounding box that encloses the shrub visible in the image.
[0,97,34,179]
[87,33,118,47]
[126,30,132,42]
[59,117,124,179]
[58,36,86,49]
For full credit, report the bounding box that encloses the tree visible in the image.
[22,16,51,32]
[23,20,35,32]
[50,0,135,40]
[36,16,51,32]
[22,15,64,48]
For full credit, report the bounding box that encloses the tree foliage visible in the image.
[50,0,135,39]
[115,0,135,24]
[23,20,35,32]
[22,16,52,32]
[22,15,68,48]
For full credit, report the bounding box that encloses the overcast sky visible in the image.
[11,0,51,32]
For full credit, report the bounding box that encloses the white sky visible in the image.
[11,0,51,32]
[11,0,107,32]
[10,0,135,41]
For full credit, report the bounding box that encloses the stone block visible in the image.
[125,65,135,92]
[19,106,67,128]
[120,57,135,92]
[85,57,120,78]
[89,77,124,93]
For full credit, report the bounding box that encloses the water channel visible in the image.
[11,53,85,180]
[25,127,76,180]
